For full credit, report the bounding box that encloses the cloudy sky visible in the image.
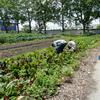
[19,18,100,30]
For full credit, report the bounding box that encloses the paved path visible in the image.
[87,60,100,100]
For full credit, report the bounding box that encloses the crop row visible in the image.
[0,33,55,44]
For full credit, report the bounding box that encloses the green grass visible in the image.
[0,34,100,100]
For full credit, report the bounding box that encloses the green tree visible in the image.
[60,0,71,32]
[0,0,14,33]
[71,0,100,33]
[33,0,54,34]
[11,0,26,33]
[52,0,71,32]
[92,0,100,19]
[19,0,34,33]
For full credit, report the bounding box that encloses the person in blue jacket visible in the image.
[52,39,67,54]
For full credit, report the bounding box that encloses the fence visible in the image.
[46,29,100,34]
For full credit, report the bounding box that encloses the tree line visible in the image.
[0,0,99,33]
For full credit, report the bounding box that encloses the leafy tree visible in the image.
[0,0,14,33]
[60,0,72,32]
[19,0,34,33]
[92,0,100,19]
[11,0,26,33]
[33,0,54,34]
[71,0,100,33]
[52,0,72,32]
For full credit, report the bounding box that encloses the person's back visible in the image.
[52,40,66,47]
[52,39,67,54]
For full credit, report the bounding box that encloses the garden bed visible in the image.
[0,35,100,100]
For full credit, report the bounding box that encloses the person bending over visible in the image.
[52,39,67,54]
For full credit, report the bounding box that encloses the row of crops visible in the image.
[0,33,56,44]
[0,35,100,100]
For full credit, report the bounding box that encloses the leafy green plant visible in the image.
[0,33,55,44]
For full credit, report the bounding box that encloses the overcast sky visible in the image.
[19,19,100,30]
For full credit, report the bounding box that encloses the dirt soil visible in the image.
[0,39,55,59]
[47,47,100,100]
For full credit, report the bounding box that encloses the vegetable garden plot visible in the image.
[0,35,100,100]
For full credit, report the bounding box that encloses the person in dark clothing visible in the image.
[52,40,67,54]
